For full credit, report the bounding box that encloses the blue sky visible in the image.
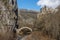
[17,0,40,11]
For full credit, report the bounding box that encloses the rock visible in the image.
[0,0,17,40]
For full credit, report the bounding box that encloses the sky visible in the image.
[17,0,60,11]
[17,0,40,11]
[37,0,60,9]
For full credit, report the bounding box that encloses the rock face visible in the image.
[0,0,18,40]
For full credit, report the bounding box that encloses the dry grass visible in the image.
[23,31,56,40]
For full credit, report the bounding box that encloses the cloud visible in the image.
[37,0,60,8]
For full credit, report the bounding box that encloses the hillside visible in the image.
[18,9,39,28]
[19,9,39,19]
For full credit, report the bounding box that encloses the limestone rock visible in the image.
[0,0,16,40]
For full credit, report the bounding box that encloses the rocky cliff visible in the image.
[0,0,18,40]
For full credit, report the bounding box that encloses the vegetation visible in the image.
[34,7,60,40]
